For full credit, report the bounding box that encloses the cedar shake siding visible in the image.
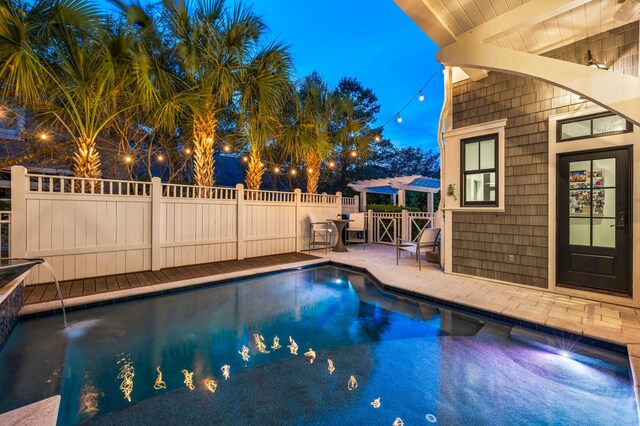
[450,22,638,288]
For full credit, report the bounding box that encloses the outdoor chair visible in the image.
[396,227,441,271]
[308,214,333,254]
[346,212,367,249]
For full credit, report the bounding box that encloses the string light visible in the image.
[374,135,381,142]
[274,167,280,173]
[242,156,248,162]
[39,133,48,140]
[157,154,164,161]
[328,161,335,168]
[290,169,297,176]
[307,168,313,173]
[184,148,192,154]
[418,92,425,102]
[125,156,132,163]
[223,145,230,152]
[206,137,213,143]
[380,66,442,129]
[350,151,357,158]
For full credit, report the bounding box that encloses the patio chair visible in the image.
[346,212,367,249]
[396,227,440,271]
[307,214,333,254]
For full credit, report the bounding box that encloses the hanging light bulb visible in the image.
[290,169,297,175]
[242,156,248,162]
[274,167,280,173]
[328,161,335,168]
[39,133,48,140]
[374,135,381,142]
[396,115,402,123]
[157,154,164,161]
[418,92,425,102]
[184,148,192,154]
[350,151,357,158]
[125,156,132,163]
[223,145,230,152]
[307,167,313,173]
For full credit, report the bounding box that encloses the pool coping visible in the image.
[11,257,640,422]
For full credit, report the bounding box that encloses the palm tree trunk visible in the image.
[245,149,264,191]
[306,151,321,194]
[193,115,216,187]
[73,138,102,179]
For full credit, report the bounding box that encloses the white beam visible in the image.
[437,42,640,126]
[457,0,592,44]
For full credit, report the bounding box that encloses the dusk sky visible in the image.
[249,0,443,152]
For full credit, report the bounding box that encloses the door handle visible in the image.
[610,211,625,229]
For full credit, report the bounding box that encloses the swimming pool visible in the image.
[0,266,637,425]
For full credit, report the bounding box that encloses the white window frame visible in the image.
[442,118,507,213]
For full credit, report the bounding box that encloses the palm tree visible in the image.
[238,43,292,190]
[331,92,372,192]
[0,0,153,179]
[149,0,273,187]
[281,73,332,194]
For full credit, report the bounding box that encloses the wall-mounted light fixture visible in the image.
[586,50,608,70]
[614,0,640,22]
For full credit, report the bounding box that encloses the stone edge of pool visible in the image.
[12,257,640,423]
[0,395,60,426]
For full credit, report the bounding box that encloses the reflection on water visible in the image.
[0,266,636,425]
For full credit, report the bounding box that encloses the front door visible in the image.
[557,147,632,295]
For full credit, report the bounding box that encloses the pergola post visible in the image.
[427,192,434,213]
[397,189,406,207]
[360,191,367,211]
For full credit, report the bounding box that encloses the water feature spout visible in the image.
[0,258,67,328]
[39,260,68,328]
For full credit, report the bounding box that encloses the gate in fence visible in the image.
[370,211,435,244]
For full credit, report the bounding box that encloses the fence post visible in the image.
[294,188,301,252]
[236,184,246,260]
[401,209,410,241]
[151,177,162,271]
[353,195,359,212]
[336,191,342,216]
[10,166,28,259]
[367,209,374,243]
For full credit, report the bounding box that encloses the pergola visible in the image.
[348,175,440,212]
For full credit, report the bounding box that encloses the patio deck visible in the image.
[22,252,318,306]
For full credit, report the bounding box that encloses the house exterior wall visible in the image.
[448,22,639,288]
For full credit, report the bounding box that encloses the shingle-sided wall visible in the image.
[450,22,638,288]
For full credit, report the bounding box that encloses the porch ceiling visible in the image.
[396,0,635,79]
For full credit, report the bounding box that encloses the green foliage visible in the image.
[366,204,420,213]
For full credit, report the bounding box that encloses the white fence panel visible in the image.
[341,196,359,214]
[23,181,152,284]
[9,166,351,284]
[161,198,237,268]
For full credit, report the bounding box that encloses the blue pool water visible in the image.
[0,266,637,425]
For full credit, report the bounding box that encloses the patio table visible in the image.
[327,219,352,252]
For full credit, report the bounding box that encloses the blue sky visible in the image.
[249,0,443,151]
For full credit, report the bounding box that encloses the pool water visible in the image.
[0,266,637,425]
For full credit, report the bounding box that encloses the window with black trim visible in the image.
[461,134,498,206]
[558,112,632,142]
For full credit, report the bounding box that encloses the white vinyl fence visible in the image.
[10,166,351,284]
[369,211,436,245]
